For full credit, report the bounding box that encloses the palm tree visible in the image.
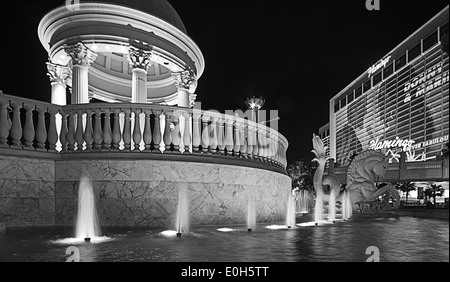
[394,182,416,205]
[424,183,445,206]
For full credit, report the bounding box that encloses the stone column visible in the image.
[128,47,152,103]
[64,43,97,105]
[172,71,196,108]
[47,63,71,106]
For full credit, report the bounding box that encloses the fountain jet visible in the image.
[75,177,101,241]
[176,185,190,237]
[247,197,256,232]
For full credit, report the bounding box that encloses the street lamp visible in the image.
[246,96,265,122]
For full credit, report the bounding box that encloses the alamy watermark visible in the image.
[366,0,381,11]
[366,246,380,262]
[66,246,80,262]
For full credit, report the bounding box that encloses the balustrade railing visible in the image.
[0,93,289,170]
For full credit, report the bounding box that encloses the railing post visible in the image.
[192,112,201,153]
[66,112,76,152]
[225,117,234,156]
[60,112,68,152]
[201,115,210,154]
[240,122,247,158]
[93,109,103,151]
[84,110,93,151]
[133,108,142,152]
[35,107,48,151]
[111,110,121,151]
[122,109,132,151]
[152,109,162,153]
[0,102,8,147]
[246,123,254,159]
[172,111,182,153]
[23,105,35,150]
[163,111,173,153]
[143,109,152,152]
[103,109,112,151]
[75,111,84,151]
[234,118,242,157]
[217,117,225,155]
[210,116,219,154]
[10,103,23,148]
[252,124,259,159]
[47,109,59,152]
[182,112,191,153]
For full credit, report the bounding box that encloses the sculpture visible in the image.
[312,134,400,214]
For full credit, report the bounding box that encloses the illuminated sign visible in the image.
[411,135,449,150]
[367,56,391,78]
[403,63,449,103]
[369,136,415,152]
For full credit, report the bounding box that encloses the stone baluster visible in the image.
[23,106,35,150]
[192,113,201,153]
[66,112,76,151]
[225,118,234,156]
[10,103,23,148]
[143,110,152,152]
[122,109,132,151]
[133,109,142,152]
[35,107,48,151]
[240,122,247,158]
[258,129,266,161]
[182,112,191,153]
[60,113,68,152]
[201,115,210,153]
[266,134,274,163]
[0,103,8,147]
[233,118,242,157]
[172,112,182,153]
[163,111,172,152]
[75,111,84,151]
[47,109,59,152]
[102,109,112,150]
[209,117,218,154]
[111,110,121,151]
[83,111,93,151]
[93,110,103,151]
[252,125,259,159]
[217,118,226,155]
[246,124,254,158]
[152,110,162,152]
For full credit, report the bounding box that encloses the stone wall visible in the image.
[0,156,55,227]
[55,160,291,228]
[0,155,291,228]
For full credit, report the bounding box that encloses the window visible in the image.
[408,43,422,62]
[355,86,363,99]
[383,63,394,79]
[363,79,372,93]
[423,30,439,52]
[340,97,347,108]
[373,71,382,86]
[347,91,354,104]
[395,53,407,71]
[334,101,340,113]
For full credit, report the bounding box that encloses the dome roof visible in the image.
[82,0,187,34]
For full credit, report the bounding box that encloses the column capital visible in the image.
[189,93,198,108]
[172,70,196,92]
[64,42,98,67]
[127,47,152,70]
[47,62,72,85]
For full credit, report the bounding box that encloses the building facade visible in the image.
[329,6,449,167]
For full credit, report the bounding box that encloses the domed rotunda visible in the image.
[38,0,205,107]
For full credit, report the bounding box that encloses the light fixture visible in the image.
[246,96,265,111]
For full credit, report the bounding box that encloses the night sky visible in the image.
[0,0,448,163]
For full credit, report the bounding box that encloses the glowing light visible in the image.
[50,236,114,245]
[160,230,178,237]
[105,45,111,50]
[217,228,235,232]
[92,45,98,51]
[59,55,66,59]
[265,225,289,230]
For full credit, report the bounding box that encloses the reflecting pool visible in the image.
[0,217,448,262]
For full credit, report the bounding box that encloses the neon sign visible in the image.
[411,135,449,150]
[369,136,415,152]
[403,63,448,103]
[367,56,391,78]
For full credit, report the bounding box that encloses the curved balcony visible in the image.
[0,92,288,174]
